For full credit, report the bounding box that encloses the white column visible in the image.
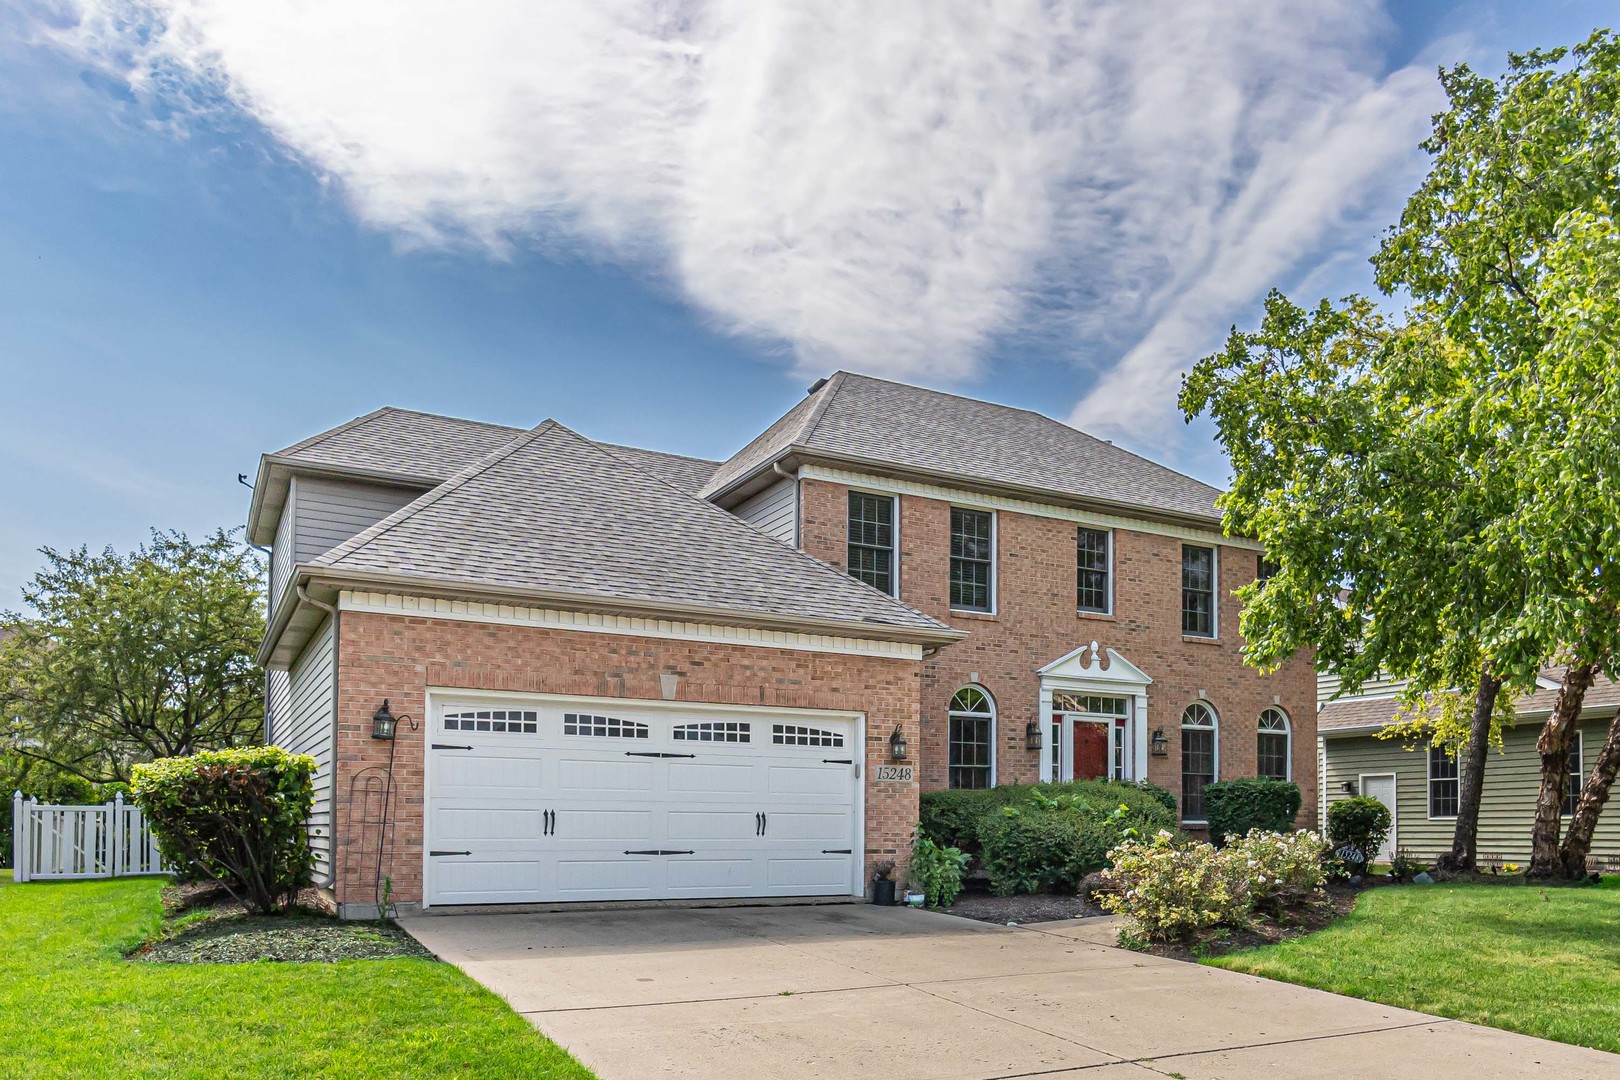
[1037,683,1054,783]
[1133,691,1150,781]
[10,791,23,884]
[112,791,125,878]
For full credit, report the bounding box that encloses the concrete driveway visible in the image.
[400,904,1618,1079]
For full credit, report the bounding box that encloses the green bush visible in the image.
[133,746,316,914]
[1101,831,1249,942]
[919,780,1176,854]
[1203,778,1303,846]
[908,830,969,908]
[1222,829,1328,915]
[975,795,1176,896]
[1326,796,1392,876]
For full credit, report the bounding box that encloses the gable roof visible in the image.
[700,372,1223,524]
[306,421,957,643]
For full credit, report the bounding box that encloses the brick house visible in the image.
[249,373,1313,916]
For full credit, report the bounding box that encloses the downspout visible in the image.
[773,460,800,548]
[297,583,341,892]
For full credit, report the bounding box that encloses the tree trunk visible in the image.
[1436,671,1502,875]
[1528,662,1598,878]
[1557,705,1620,878]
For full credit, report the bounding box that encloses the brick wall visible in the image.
[332,610,923,908]
[799,478,1317,824]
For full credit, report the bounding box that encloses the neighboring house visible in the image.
[248,372,1313,916]
[1317,671,1620,868]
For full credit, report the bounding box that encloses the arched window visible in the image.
[948,686,995,790]
[1180,702,1219,822]
[1257,708,1291,781]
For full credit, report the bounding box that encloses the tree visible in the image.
[1371,32,1620,878]
[0,530,265,783]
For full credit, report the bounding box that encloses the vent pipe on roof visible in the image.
[807,377,828,395]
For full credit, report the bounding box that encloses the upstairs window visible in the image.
[948,686,995,789]
[950,508,994,612]
[1566,735,1584,816]
[1257,553,1280,583]
[1428,745,1459,818]
[847,492,897,596]
[1180,702,1218,822]
[1076,528,1112,614]
[1257,708,1291,781]
[1182,545,1216,637]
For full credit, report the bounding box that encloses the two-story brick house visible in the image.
[248,372,1312,916]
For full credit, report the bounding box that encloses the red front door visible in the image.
[1072,721,1109,780]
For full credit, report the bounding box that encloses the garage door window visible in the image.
[563,713,650,738]
[673,721,752,743]
[773,724,844,747]
[444,709,538,734]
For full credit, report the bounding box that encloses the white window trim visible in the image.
[1182,543,1219,639]
[846,488,900,598]
[1076,526,1113,616]
[1426,744,1459,821]
[1564,732,1584,818]
[947,685,997,788]
[1258,707,1292,782]
[949,508,997,615]
[1180,701,1219,824]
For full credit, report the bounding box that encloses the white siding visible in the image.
[291,476,422,564]
[268,501,295,619]
[265,668,292,745]
[734,476,797,546]
[279,618,336,885]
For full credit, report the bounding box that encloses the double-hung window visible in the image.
[1257,708,1291,781]
[950,508,994,612]
[847,492,896,596]
[1076,527,1111,614]
[1182,545,1216,637]
[1566,735,1584,816]
[1428,745,1459,818]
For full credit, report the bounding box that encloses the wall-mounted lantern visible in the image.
[1024,720,1042,752]
[889,725,909,762]
[371,699,400,741]
[1341,779,1358,796]
[1150,727,1169,756]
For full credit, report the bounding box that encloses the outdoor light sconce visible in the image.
[372,699,401,741]
[1025,720,1042,752]
[1150,727,1169,756]
[889,725,909,762]
[1341,779,1358,796]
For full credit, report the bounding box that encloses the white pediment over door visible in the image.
[1038,641,1152,689]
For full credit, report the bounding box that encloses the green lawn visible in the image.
[1210,880,1620,1053]
[0,875,594,1079]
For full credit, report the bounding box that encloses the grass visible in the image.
[0,876,595,1079]
[1209,880,1620,1053]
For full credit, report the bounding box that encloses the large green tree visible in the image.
[0,530,265,783]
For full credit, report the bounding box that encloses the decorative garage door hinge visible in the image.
[624,751,698,758]
[622,849,696,856]
[821,849,853,855]
[431,744,474,750]
[822,758,853,764]
[429,850,472,857]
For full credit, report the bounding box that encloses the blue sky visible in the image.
[0,0,1611,604]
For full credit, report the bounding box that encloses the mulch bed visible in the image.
[1132,883,1359,963]
[131,882,433,965]
[942,888,1107,925]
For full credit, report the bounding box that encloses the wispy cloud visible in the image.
[55,0,1442,451]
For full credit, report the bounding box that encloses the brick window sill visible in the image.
[1076,610,1115,622]
[951,610,999,622]
[1182,635,1222,645]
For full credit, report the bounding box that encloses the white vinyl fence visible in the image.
[11,791,168,882]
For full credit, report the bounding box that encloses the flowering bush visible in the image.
[1099,831,1248,942]
[1221,829,1327,915]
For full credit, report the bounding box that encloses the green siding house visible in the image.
[1317,674,1620,870]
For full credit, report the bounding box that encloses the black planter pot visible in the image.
[870,879,897,906]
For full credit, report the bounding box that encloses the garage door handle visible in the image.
[544,809,554,836]
[625,751,697,759]
[623,849,696,856]
[432,744,474,751]
[429,850,471,857]
[755,812,763,836]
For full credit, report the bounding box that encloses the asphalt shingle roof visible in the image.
[311,421,953,639]
[273,408,719,494]
[1319,676,1620,733]
[701,372,1224,522]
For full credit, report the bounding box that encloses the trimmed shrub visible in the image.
[919,780,1176,854]
[1326,796,1392,876]
[133,746,316,914]
[909,830,969,908]
[1222,829,1328,915]
[1100,831,1249,942]
[976,796,1176,896]
[1203,778,1303,846]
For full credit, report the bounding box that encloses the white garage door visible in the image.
[425,697,862,906]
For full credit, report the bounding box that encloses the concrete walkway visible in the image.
[400,904,1619,1079]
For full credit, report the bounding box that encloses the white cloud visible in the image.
[57,0,1442,449]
